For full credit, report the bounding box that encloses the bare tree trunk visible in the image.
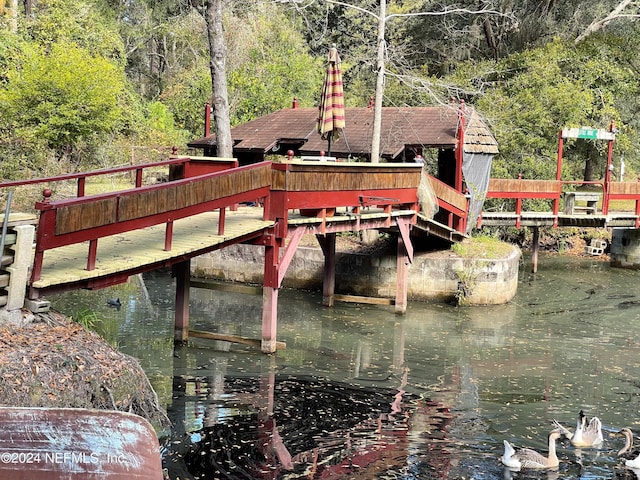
[370,0,386,164]
[575,0,634,44]
[482,17,498,61]
[205,0,233,158]
[583,158,594,182]
[7,0,18,32]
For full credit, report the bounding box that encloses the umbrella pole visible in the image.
[327,136,332,158]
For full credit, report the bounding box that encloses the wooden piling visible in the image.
[318,233,336,307]
[395,233,409,314]
[532,226,539,273]
[174,260,190,343]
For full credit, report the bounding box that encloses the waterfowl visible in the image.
[552,410,603,447]
[618,428,640,468]
[107,298,121,308]
[501,429,563,470]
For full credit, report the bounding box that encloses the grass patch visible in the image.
[451,235,514,259]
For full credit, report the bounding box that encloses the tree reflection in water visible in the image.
[162,374,454,479]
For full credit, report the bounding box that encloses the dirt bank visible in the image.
[0,310,169,428]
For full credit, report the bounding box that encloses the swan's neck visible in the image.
[547,435,559,464]
[619,431,633,456]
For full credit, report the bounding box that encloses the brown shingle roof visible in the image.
[188,105,498,159]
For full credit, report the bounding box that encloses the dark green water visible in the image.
[49,253,640,479]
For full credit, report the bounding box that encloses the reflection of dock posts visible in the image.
[258,357,293,471]
[171,344,189,439]
[392,317,405,371]
[173,260,190,343]
[317,233,336,307]
[532,226,540,273]
[262,241,280,354]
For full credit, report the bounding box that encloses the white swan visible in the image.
[501,429,563,470]
[618,428,640,468]
[552,410,603,447]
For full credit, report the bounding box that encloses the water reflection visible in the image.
[48,256,640,479]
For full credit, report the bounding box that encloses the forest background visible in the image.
[1,0,640,190]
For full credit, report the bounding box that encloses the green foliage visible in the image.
[162,5,323,135]
[451,235,514,259]
[227,10,323,125]
[0,41,126,159]
[71,308,101,331]
[22,0,125,63]
[160,64,211,136]
[466,38,634,182]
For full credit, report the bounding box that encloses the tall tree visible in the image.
[280,0,506,162]
[201,0,232,157]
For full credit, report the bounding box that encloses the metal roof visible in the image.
[188,105,498,159]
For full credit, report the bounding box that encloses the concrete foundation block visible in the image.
[25,298,51,313]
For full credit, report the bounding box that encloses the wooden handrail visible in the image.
[31,163,271,280]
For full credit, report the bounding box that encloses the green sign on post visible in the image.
[577,127,598,139]
[561,127,615,141]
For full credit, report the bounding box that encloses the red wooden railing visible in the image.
[31,162,270,281]
[482,178,562,228]
[3,156,472,291]
[479,175,640,229]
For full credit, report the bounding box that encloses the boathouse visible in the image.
[187,101,499,230]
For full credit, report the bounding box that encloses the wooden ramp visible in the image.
[0,407,163,479]
[414,213,467,243]
[30,207,273,295]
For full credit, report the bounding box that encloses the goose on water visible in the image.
[552,410,603,447]
[501,429,563,470]
[618,428,640,468]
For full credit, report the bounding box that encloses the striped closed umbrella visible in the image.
[316,45,345,157]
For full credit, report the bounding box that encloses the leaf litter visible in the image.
[0,309,169,428]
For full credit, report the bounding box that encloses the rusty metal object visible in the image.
[0,407,163,479]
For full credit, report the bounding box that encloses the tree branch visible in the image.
[575,0,639,44]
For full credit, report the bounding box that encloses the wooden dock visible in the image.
[30,207,273,293]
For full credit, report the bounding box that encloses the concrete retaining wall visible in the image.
[610,228,640,269]
[191,242,521,305]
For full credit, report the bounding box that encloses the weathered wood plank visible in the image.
[31,208,273,289]
[271,164,420,192]
[190,329,286,349]
[429,177,467,211]
[610,182,640,196]
[333,294,394,305]
[488,178,562,194]
[56,198,117,235]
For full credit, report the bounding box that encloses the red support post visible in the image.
[395,232,409,314]
[135,168,143,188]
[77,177,86,197]
[86,239,98,271]
[204,102,211,137]
[602,121,615,215]
[318,233,336,307]
[164,221,173,251]
[174,260,190,343]
[217,207,226,235]
[556,130,563,181]
[455,101,466,193]
[262,240,280,353]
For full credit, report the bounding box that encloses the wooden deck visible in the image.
[479,211,640,228]
[30,207,273,293]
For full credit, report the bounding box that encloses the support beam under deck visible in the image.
[174,260,190,343]
[317,233,336,307]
